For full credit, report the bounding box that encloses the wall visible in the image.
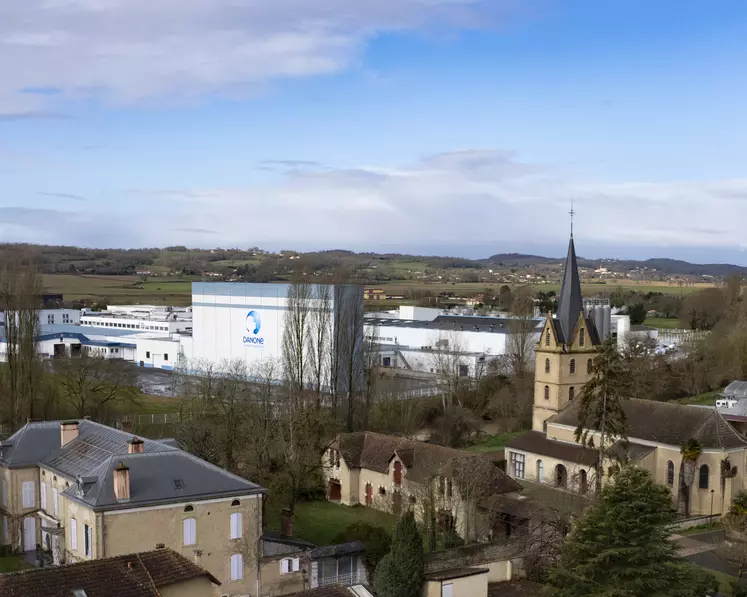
[102,494,261,597]
[192,282,363,387]
[0,465,40,550]
[260,553,308,595]
[160,577,218,597]
[423,572,488,597]
[504,447,594,496]
[134,337,183,370]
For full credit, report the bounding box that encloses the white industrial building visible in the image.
[0,309,81,328]
[81,305,192,335]
[191,282,363,385]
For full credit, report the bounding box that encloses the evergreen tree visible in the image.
[575,338,629,492]
[546,466,715,597]
[374,511,424,597]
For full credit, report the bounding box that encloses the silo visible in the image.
[594,306,605,340]
[602,305,612,339]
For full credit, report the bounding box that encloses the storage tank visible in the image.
[602,305,612,339]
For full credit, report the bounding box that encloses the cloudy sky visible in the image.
[2,0,747,262]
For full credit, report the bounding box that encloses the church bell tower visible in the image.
[532,234,602,432]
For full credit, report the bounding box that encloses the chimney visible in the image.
[280,508,293,538]
[114,461,130,502]
[128,437,145,454]
[60,421,79,446]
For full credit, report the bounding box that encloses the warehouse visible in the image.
[191,282,364,385]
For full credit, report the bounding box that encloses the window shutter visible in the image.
[22,482,34,508]
[292,557,300,572]
[183,518,196,545]
[281,559,289,574]
[53,488,59,516]
[70,518,77,550]
[230,512,242,539]
[41,482,47,510]
[231,554,243,580]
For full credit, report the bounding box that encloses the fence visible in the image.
[118,412,188,427]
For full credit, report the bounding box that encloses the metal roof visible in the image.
[725,381,747,399]
[366,315,544,334]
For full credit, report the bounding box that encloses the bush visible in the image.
[333,522,392,579]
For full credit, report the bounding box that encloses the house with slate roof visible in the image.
[0,419,265,597]
[505,233,747,517]
[325,431,522,543]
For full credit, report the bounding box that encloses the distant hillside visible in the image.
[486,252,747,277]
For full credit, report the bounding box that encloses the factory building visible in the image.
[81,305,192,335]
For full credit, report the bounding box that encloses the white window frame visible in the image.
[510,452,525,479]
[183,517,196,546]
[70,518,77,551]
[231,553,244,581]
[280,557,300,574]
[41,482,47,510]
[22,481,34,508]
[53,488,59,516]
[230,512,242,540]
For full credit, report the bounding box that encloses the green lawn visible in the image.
[643,317,684,329]
[676,390,723,406]
[465,431,525,453]
[0,555,32,573]
[266,501,398,546]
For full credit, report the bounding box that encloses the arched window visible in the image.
[569,359,576,375]
[587,358,593,374]
[184,505,194,513]
[231,499,240,507]
[555,464,567,489]
[569,387,575,401]
[579,328,585,347]
[536,460,544,483]
[579,469,588,494]
[545,330,551,346]
[666,461,674,486]
[544,386,550,400]
[699,465,709,489]
[545,358,550,374]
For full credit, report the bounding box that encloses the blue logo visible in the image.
[243,310,264,346]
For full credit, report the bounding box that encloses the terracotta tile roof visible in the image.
[0,548,219,597]
[551,399,747,449]
[506,430,599,467]
[335,432,521,494]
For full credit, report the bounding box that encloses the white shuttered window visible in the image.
[231,553,243,580]
[183,518,196,546]
[229,512,242,540]
[41,482,47,510]
[53,488,59,516]
[70,518,77,550]
[22,482,34,508]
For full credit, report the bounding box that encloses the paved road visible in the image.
[673,529,746,582]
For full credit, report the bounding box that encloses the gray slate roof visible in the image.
[556,236,583,344]
[3,419,263,510]
[552,399,747,450]
[365,315,544,335]
[725,381,747,399]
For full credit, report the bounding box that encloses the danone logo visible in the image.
[243,310,264,346]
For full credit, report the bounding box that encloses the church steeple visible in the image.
[556,235,583,344]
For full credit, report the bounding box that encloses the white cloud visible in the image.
[0,0,496,114]
[117,150,747,252]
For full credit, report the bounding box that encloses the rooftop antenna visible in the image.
[569,199,576,238]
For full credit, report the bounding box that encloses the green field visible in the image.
[0,555,32,573]
[465,431,525,453]
[266,501,397,546]
[677,389,723,406]
[42,274,195,305]
[643,317,684,329]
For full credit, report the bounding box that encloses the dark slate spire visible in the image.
[556,235,583,343]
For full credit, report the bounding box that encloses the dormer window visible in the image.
[393,461,402,486]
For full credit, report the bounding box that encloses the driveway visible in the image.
[674,529,746,582]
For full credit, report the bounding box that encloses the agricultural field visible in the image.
[643,317,684,329]
[42,274,195,306]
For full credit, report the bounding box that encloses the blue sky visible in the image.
[2,0,747,263]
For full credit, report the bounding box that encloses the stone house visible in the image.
[0,419,265,597]
[324,431,521,542]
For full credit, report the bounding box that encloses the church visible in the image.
[505,233,747,518]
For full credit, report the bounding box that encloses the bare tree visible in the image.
[505,316,538,379]
[53,353,139,419]
[283,281,312,393]
[361,322,381,429]
[0,259,42,428]
[307,284,332,407]
[430,332,471,413]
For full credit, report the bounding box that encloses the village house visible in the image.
[0,419,264,597]
[324,431,522,543]
[506,233,747,518]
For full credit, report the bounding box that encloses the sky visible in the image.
[2,0,747,263]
